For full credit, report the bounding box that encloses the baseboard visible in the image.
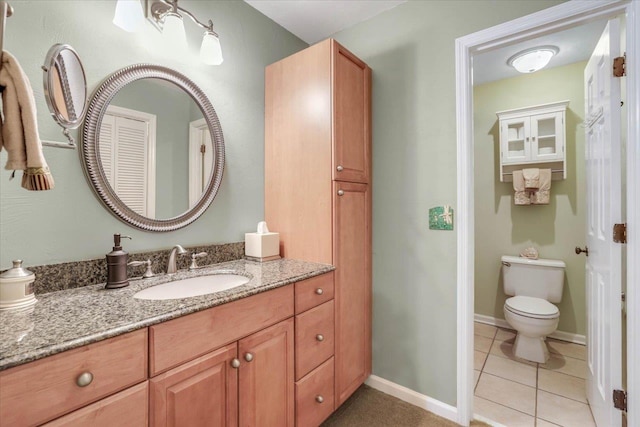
[365,375,458,423]
[474,313,586,345]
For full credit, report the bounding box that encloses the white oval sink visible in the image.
[134,274,250,300]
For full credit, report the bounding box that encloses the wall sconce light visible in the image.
[507,46,558,74]
[113,0,224,65]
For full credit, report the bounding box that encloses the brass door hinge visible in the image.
[613,223,627,244]
[200,144,206,154]
[613,389,627,411]
[613,54,626,77]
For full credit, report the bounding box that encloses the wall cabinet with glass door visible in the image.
[497,101,569,182]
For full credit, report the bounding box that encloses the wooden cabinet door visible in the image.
[239,319,294,427]
[333,182,372,406]
[150,343,238,427]
[332,41,371,184]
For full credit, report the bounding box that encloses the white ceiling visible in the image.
[244,0,407,44]
[474,19,608,85]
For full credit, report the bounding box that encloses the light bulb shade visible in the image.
[162,12,188,52]
[507,46,559,74]
[200,32,224,65]
[113,0,145,32]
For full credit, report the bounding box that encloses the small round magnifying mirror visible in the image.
[42,44,88,137]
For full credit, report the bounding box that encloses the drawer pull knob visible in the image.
[231,358,241,368]
[315,288,324,295]
[316,395,324,403]
[337,190,344,196]
[244,353,254,362]
[316,334,324,342]
[76,372,93,387]
[336,165,344,172]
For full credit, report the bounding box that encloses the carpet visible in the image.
[322,385,490,427]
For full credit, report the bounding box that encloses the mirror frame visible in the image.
[81,64,225,232]
[42,43,88,129]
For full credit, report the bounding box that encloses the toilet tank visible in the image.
[501,255,565,303]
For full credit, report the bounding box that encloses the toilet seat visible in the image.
[505,296,559,319]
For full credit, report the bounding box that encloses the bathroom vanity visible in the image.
[0,260,335,426]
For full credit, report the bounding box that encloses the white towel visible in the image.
[0,51,54,190]
[522,168,540,190]
[531,169,552,205]
[512,170,530,205]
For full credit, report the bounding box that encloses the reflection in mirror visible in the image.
[43,44,87,129]
[82,64,225,232]
[98,78,212,219]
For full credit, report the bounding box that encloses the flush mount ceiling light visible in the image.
[507,46,559,74]
[113,0,223,65]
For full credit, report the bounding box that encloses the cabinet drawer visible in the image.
[0,329,147,427]
[295,357,335,427]
[295,272,334,315]
[150,284,294,375]
[295,300,334,380]
[43,381,148,427]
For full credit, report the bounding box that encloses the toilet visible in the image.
[501,255,566,363]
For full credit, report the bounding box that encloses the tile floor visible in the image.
[473,322,595,427]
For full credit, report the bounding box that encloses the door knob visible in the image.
[244,353,254,362]
[575,246,589,256]
[316,334,324,342]
[315,395,324,403]
[230,358,240,368]
[336,165,344,172]
[337,190,344,196]
[315,288,323,295]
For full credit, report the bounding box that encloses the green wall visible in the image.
[332,0,565,406]
[0,0,307,266]
[473,62,587,336]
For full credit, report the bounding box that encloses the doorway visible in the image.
[455,2,639,426]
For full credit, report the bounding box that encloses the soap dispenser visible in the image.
[106,234,132,289]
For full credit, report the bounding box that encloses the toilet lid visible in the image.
[505,296,559,319]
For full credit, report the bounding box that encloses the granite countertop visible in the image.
[0,258,334,371]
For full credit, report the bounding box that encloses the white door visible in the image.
[188,118,213,208]
[584,18,622,427]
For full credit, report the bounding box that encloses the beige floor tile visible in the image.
[538,368,587,403]
[537,390,596,427]
[474,322,498,339]
[475,350,488,371]
[489,339,537,366]
[474,396,534,427]
[536,418,561,427]
[483,354,536,387]
[475,335,493,353]
[547,338,587,361]
[540,353,587,379]
[474,370,481,388]
[495,327,516,342]
[475,373,536,415]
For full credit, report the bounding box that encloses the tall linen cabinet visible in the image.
[265,38,372,411]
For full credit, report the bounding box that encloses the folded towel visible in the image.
[512,170,531,205]
[522,168,540,190]
[0,51,54,190]
[520,247,539,259]
[531,168,551,205]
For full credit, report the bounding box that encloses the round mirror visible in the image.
[42,44,87,128]
[82,64,225,232]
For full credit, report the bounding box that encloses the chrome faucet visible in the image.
[167,245,187,274]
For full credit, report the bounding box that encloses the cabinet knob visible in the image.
[336,165,344,172]
[76,372,93,387]
[337,190,344,196]
[316,334,324,342]
[244,353,254,362]
[231,358,241,368]
[316,395,324,403]
[315,288,323,295]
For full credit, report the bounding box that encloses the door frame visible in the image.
[455,1,639,425]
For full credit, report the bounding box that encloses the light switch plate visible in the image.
[429,206,454,230]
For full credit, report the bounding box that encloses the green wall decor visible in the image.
[429,206,454,230]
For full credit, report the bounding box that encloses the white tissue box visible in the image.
[245,232,280,259]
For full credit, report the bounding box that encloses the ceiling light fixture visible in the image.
[507,46,559,74]
[113,0,223,65]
